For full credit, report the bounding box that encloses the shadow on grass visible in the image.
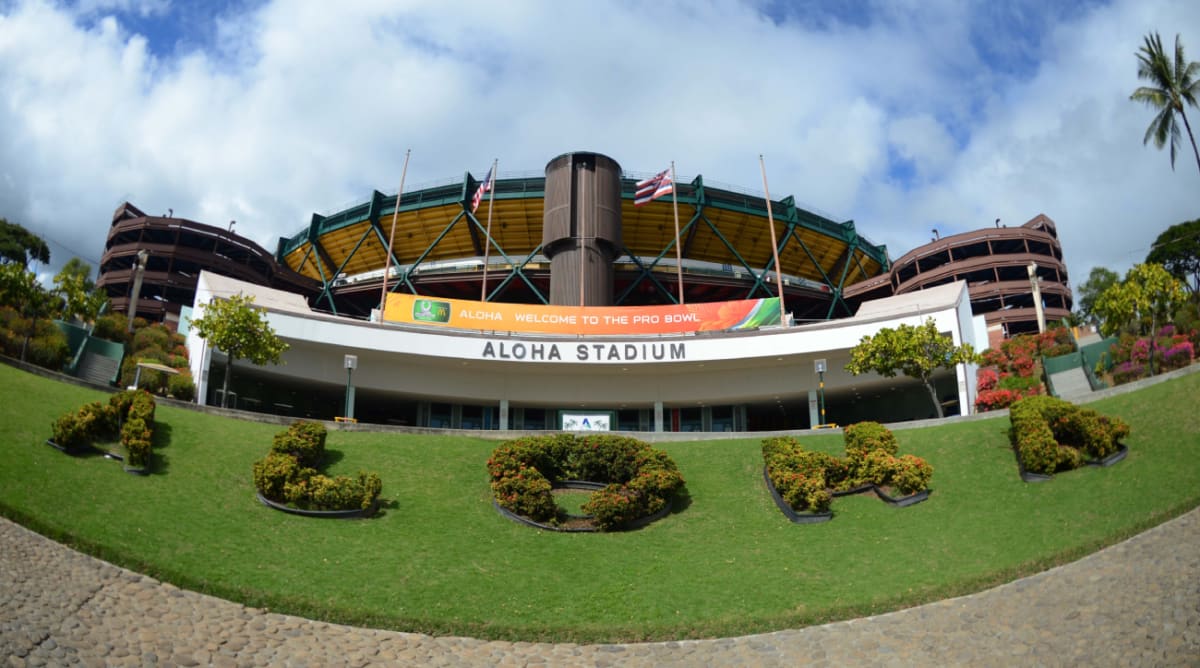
[669,484,693,515]
[371,497,400,519]
[321,448,345,468]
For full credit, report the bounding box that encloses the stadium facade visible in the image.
[179,152,987,432]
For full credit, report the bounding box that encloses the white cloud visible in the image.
[0,0,1197,296]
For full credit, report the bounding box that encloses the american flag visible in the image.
[471,166,494,213]
[634,168,673,206]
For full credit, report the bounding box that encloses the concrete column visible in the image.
[654,401,664,433]
[499,399,509,430]
[808,390,819,428]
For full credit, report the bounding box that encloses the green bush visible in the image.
[487,434,684,531]
[762,421,933,516]
[271,420,326,467]
[284,473,380,511]
[252,452,308,501]
[254,421,380,513]
[132,325,170,355]
[90,313,130,344]
[997,374,1042,392]
[167,371,196,401]
[773,472,832,514]
[843,421,899,460]
[121,417,152,468]
[25,329,70,370]
[855,449,898,487]
[891,455,934,495]
[1010,395,1131,475]
[50,391,158,468]
[51,412,92,450]
[491,467,557,521]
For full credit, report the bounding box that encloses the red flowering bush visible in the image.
[977,368,999,392]
[975,388,1027,411]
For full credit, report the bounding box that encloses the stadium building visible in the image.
[183,152,986,432]
[98,202,319,328]
[844,215,1072,349]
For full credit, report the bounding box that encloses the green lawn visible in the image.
[2,362,1198,643]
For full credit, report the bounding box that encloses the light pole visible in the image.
[814,358,827,427]
[1027,262,1046,333]
[343,354,358,420]
[126,249,149,333]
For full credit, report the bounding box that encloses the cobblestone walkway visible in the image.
[3,509,1199,667]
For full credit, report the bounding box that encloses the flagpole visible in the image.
[670,161,684,305]
[578,157,586,308]
[758,154,787,325]
[479,159,498,302]
[379,149,411,324]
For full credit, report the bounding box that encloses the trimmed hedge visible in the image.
[252,421,382,513]
[1009,395,1131,476]
[763,421,933,514]
[487,434,685,531]
[50,390,158,468]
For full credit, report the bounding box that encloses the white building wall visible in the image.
[186,271,979,418]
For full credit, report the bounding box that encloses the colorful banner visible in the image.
[383,293,782,335]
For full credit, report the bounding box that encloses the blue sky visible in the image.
[1,0,1198,295]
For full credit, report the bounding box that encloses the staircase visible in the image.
[1048,366,1093,400]
[76,352,120,386]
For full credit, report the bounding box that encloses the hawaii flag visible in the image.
[635,168,673,206]
[470,166,494,213]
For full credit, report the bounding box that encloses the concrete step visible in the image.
[76,352,120,386]
[1049,366,1093,399]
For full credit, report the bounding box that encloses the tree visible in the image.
[1146,218,1200,295]
[188,293,289,407]
[0,218,50,267]
[52,258,108,324]
[1130,32,1200,176]
[845,318,979,419]
[1075,266,1120,325]
[0,262,57,362]
[1093,263,1188,338]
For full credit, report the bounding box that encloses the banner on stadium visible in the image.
[383,293,783,335]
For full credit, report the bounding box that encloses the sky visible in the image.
[1,0,1198,297]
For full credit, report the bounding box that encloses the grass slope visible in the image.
[2,363,1198,643]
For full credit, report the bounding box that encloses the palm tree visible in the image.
[1130,32,1200,176]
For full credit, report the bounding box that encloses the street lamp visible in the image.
[343,354,358,420]
[126,249,149,333]
[1027,262,1046,333]
[814,358,827,427]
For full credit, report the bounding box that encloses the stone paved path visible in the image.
[3,509,1199,667]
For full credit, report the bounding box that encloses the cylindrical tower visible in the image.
[541,152,623,306]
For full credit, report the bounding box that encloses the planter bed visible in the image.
[494,480,673,532]
[763,467,931,523]
[762,467,833,524]
[1085,444,1129,467]
[256,491,378,519]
